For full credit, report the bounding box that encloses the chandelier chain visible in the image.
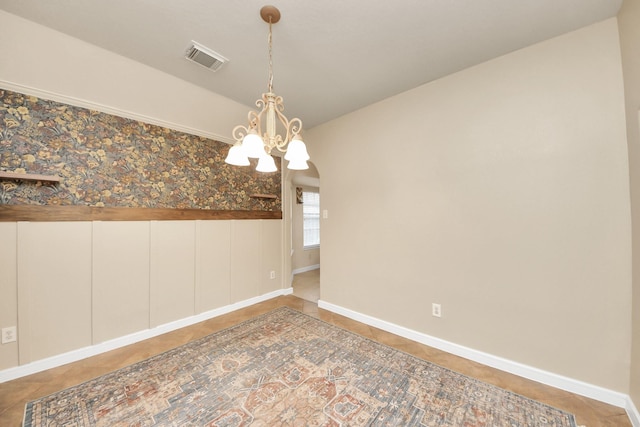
[267,19,274,93]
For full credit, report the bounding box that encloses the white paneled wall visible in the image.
[150,221,197,327]
[260,220,283,295]
[195,221,231,313]
[92,221,151,343]
[17,222,93,364]
[230,221,262,303]
[0,219,283,372]
[0,223,18,369]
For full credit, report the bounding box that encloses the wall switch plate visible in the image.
[432,303,442,318]
[2,326,17,344]
[322,209,328,219]
[270,271,276,279]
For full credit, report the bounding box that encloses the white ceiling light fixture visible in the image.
[225,5,310,173]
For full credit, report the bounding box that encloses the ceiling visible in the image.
[0,0,623,129]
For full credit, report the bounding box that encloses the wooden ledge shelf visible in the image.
[250,193,277,199]
[0,171,61,183]
[0,205,282,222]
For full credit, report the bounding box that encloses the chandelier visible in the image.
[225,5,310,172]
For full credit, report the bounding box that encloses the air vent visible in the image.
[185,41,228,71]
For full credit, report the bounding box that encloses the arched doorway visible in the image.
[285,162,320,303]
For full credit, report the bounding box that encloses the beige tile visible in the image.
[292,269,320,303]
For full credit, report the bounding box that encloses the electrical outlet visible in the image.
[2,326,17,344]
[270,270,276,279]
[432,303,442,318]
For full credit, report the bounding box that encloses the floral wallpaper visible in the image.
[0,89,281,211]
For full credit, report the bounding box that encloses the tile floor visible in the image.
[0,270,633,426]
[292,268,320,303]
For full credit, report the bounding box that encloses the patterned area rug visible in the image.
[24,307,579,426]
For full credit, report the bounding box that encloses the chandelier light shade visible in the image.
[225,5,310,172]
[224,141,251,166]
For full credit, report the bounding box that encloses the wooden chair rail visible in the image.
[0,205,282,222]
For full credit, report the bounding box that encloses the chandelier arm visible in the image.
[273,95,284,112]
[288,117,303,136]
[255,95,267,110]
[247,109,263,130]
[233,107,266,142]
[271,110,303,153]
[232,124,250,142]
[272,108,289,151]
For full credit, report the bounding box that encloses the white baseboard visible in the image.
[628,396,640,427]
[292,264,320,275]
[0,288,290,383]
[318,299,639,425]
[282,287,294,295]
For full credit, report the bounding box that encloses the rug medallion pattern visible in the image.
[23,308,578,426]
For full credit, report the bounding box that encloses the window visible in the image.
[302,191,320,249]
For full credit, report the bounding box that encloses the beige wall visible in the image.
[0,11,284,370]
[308,18,631,392]
[618,0,640,407]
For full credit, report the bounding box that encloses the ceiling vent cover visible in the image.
[185,41,228,71]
